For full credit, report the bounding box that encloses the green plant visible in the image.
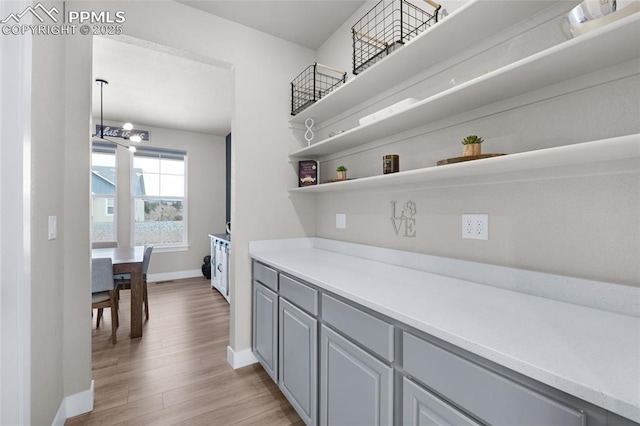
[461,135,484,145]
[336,165,348,172]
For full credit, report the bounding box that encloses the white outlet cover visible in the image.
[48,215,57,240]
[462,214,488,240]
[336,213,346,229]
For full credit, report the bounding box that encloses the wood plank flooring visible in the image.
[66,277,302,426]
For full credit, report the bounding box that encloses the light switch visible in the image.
[48,216,57,240]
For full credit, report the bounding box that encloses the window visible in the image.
[132,147,187,247]
[106,198,114,216]
[91,143,117,243]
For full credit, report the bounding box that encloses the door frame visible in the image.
[0,0,33,423]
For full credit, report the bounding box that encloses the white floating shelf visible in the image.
[289,12,640,160]
[288,135,640,194]
[289,0,580,126]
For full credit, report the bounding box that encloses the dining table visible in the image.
[92,246,145,338]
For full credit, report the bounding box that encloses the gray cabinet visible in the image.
[403,332,587,426]
[253,281,278,382]
[279,298,317,425]
[319,325,393,426]
[252,259,631,426]
[403,377,480,426]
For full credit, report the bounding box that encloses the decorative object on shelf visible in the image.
[336,165,348,181]
[461,135,484,157]
[298,160,319,187]
[291,62,347,116]
[359,98,419,126]
[304,118,315,146]
[383,154,399,174]
[436,153,506,166]
[560,0,639,39]
[329,130,345,138]
[352,0,440,75]
[390,200,416,237]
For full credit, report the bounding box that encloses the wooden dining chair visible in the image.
[92,257,119,344]
[115,244,154,320]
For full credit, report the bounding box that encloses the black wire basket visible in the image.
[291,63,347,116]
[352,0,440,75]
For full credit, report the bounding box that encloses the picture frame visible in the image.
[298,160,318,187]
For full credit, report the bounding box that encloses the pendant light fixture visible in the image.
[92,79,137,152]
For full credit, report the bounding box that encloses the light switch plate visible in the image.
[48,215,57,240]
[336,213,346,229]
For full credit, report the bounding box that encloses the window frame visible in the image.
[130,146,188,251]
[91,142,118,245]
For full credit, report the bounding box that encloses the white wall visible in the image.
[314,3,640,287]
[27,1,93,422]
[20,0,317,418]
[87,1,317,356]
[0,0,32,423]
[96,120,226,275]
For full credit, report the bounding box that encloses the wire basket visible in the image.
[291,63,347,116]
[352,0,440,75]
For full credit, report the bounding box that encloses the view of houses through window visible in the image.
[91,143,117,243]
[132,147,187,246]
[91,144,187,247]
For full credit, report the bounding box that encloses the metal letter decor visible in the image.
[390,200,416,237]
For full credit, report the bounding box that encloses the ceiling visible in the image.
[92,36,234,136]
[177,1,366,50]
[92,1,365,137]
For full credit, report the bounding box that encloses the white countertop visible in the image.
[250,239,640,422]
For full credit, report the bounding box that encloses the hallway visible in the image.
[67,277,302,425]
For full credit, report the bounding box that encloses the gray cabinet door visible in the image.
[403,377,481,426]
[320,325,393,426]
[253,281,278,382]
[279,298,317,425]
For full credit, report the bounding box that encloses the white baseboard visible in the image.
[51,380,94,426]
[147,269,202,283]
[227,345,258,369]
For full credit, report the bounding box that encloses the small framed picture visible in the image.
[298,160,318,187]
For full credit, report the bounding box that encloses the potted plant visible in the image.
[336,165,348,180]
[461,135,484,156]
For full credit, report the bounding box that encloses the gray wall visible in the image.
[313,3,640,287]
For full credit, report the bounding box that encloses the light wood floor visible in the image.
[67,277,302,426]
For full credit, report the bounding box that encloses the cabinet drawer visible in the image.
[403,332,586,426]
[253,261,278,291]
[322,294,394,362]
[279,274,318,316]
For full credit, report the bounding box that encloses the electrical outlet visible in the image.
[462,214,488,240]
[336,213,346,229]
